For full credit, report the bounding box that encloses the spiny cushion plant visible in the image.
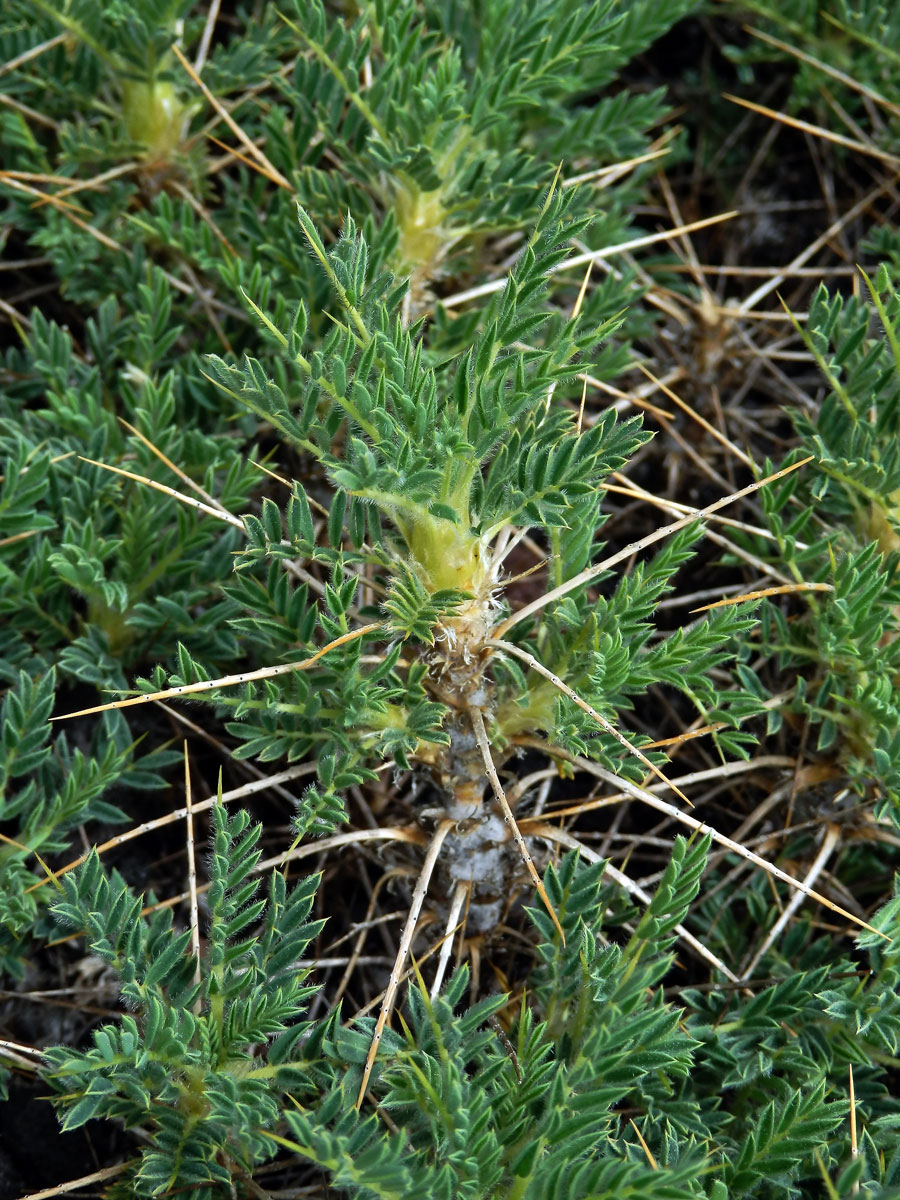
[57,187,804,1106]
[0,0,697,966]
[3,0,900,1197]
[32,164,900,1200]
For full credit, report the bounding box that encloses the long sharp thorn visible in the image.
[469,706,565,946]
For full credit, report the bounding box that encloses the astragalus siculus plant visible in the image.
[4,0,900,1197]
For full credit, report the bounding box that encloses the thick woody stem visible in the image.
[468,706,565,946]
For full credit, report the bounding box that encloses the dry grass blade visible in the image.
[1,174,119,245]
[518,756,795,823]
[76,455,245,529]
[117,418,231,515]
[52,624,383,720]
[528,744,888,940]
[431,880,469,997]
[170,43,292,191]
[194,0,223,74]
[723,93,900,168]
[329,871,410,1011]
[26,169,136,221]
[634,361,754,468]
[439,212,738,309]
[562,145,670,188]
[17,1161,136,1200]
[540,823,740,982]
[183,744,202,1006]
[0,1037,45,1066]
[736,186,885,316]
[546,749,886,939]
[356,820,455,1109]
[27,764,316,892]
[629,1118,659,1171]
[488,637,692,806]
[691,582,833,612]
[259,834,429,917]
[740,822,842,980]
[0,529,40,548]
[495,457,814,639]
[604,475,801,583]
[745,25,900,119]
[78,448,326,594]
[47,826,424,949]
[28,162,140,210]
[0,30,68,79]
